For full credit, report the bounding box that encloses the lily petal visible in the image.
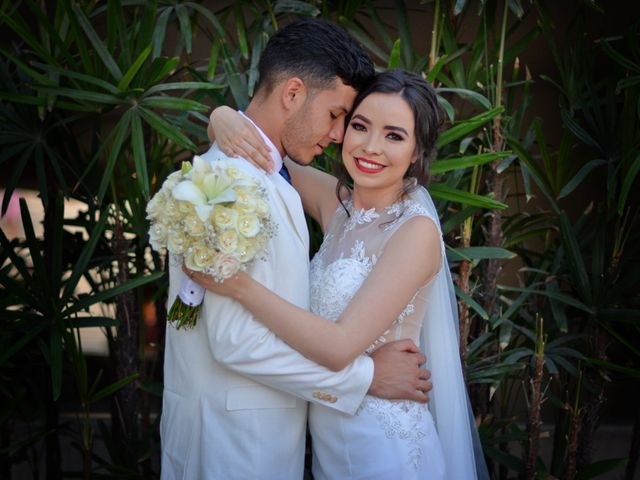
[195,204,214,222]
[172,181,207,205]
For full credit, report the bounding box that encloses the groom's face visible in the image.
[282,79,357,166]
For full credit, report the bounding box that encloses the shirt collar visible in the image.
[239,111,283,174]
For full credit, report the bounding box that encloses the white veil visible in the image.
[413,185,489,480]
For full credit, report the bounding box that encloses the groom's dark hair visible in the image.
[255,19,374,95]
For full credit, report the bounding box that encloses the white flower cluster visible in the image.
[147,155,275,281]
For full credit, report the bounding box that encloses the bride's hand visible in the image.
[207,106,274,173]
[183,265,247,300]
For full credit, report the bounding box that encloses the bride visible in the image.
[187,69,487,479]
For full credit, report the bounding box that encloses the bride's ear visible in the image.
[281,77,307,112]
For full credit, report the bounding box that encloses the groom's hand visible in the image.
[368,339,432,403]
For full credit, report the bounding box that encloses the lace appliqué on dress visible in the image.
[358,397,427,470]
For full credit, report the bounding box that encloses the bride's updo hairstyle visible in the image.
[335,69,444,201]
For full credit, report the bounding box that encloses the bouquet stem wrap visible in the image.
[168,278,206,330]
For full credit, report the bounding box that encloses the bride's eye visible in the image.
[350,121,366,132]
[386,132,404,141]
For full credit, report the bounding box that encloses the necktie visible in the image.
[279,164,292,185]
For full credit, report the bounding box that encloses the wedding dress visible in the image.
[308,185,485,479]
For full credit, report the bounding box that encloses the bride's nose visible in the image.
[362,134,382,155]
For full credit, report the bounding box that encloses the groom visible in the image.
[161,19,431,479]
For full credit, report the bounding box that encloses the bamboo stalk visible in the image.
[525,315,545,480]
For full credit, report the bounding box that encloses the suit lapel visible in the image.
[271,179,309,252]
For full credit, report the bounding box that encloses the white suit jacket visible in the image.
[160,143,374,479]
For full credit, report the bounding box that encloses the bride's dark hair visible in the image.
[335,69,444,204]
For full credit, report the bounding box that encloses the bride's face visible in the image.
[342,92,417,195]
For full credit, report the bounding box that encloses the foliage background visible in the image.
[0,0,638,479]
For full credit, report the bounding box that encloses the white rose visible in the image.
[146,192,166,220]
[213,205,238,230]
[163,171,182,190]
[148,221,168,250]
[218,229,239,254]
[235,237,256,262]
[167,228,190,254]
[237,214,260,238]
[164,198,183,222]
[255,198,269,217]
[184,214,205,237]
[212,253,241,279]
[234,188,257,213]
[188,243,216,269]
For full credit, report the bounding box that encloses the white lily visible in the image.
[172,156,238,222]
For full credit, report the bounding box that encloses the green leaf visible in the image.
[72,4,123,81]
[618,152,640,214]
[141,96,208,111]
[429,184,508,209]
[454,286,489,320]
[89,373,139,404]
[437,107,504,148]
[138,107,196,151]
[431,152,511,174]
[61,209,109,302]
[558,159,607,199]
[144,81,223,96]
[233,3,248,60]
[175,4,193,54]
[388,39,402,69]
[559,212,592,304]
[97,112,131,202]
[65,272,165,315]
[588,359,640,378]
[131,113,148,198]
[51,327,63,400]
[152,7,172,58]
[498,285,593,314]
[436,88,491,110]
[35,86,122,105]
[117,45,151,91]
[447,246,517,261]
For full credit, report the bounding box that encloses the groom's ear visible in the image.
[281,77,307,112]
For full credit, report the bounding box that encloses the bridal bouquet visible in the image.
[147,155,275,329]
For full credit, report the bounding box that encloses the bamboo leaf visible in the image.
[50,327,63,400]
[61,210,109,302]
[233,3,248,60]
[175,4,193,54]
[152,7,172,58]
[138,107,196,151]
[447,246,517,261]
[436,88,491,110]
[97,112,131,202]
[436,107,504,148]
[144,81,223,96]
[618,152,640,214]
[429,184,508,209]
[558,159,607,199]
[35,86,122,105]
[89,373,139,404]
[431,152,511,174]
[141,96,208,111]
[454,285,489,320]
[498,285,593,314]
[131,113,148,198]
[388,39,402,69]
[65,272,165,315]
[559,212,592,304]
[72,4,122,81]
[117,46,151,91]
